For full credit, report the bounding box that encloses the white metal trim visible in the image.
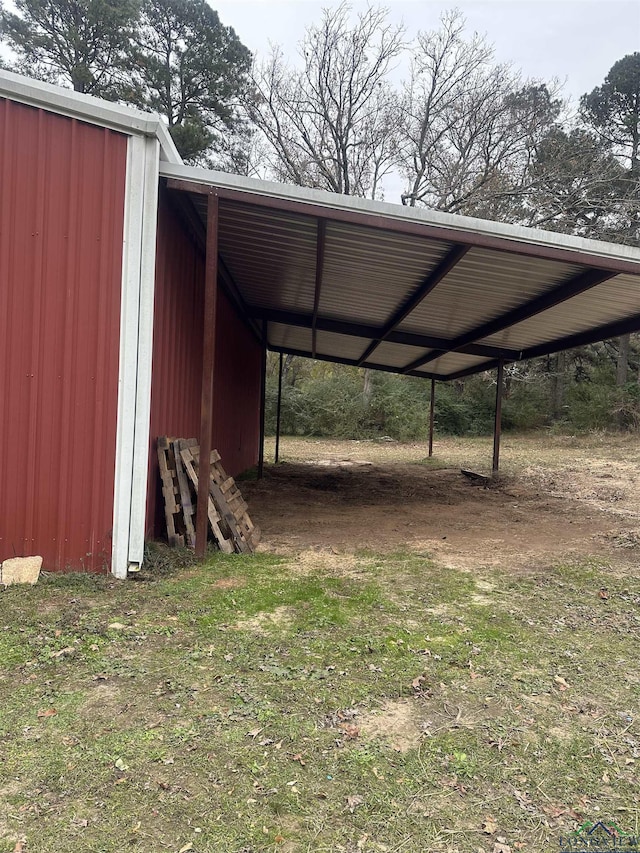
[112,134,147,579]
[127,135,160,568]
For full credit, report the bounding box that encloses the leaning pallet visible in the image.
[157,436,259,554]
[177,439,234,554]
[156,437,186,548]
[184,439,260,554]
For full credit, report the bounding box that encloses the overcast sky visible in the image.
[215,0,640,107]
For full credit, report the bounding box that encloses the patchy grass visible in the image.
[0,546,639,853]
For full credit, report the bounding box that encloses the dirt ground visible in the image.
[244,433,640,571]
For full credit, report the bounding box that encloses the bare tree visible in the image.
[397,11,561,219]
[245,3,403,199]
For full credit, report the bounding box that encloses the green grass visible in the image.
[0,547,638,852]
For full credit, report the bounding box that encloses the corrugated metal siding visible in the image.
[147,190,262,538]
[213,288,262,477]
[0,98,127,572]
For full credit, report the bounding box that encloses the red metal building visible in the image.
[2,70,639,579]
[0,72,263,577]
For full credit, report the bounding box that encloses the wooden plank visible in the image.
[178,441,234,554]
[157,436,184,548]
[172,439,196,549]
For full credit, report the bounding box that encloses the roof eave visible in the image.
[160,161,640,274]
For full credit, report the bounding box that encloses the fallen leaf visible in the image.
[483,816,498,835]
[178,844,193,853]
[346,794,364,813]
[114,758,127,771]
[247,727,263,739]
[108,622,127,630]
[13,843,24,853]
[513,789,532,809]
[493,838,511,853]
[598,588,609,600]
[51,646,75,658]
[37,708,57,719]
[554,675,570,691]
[291,753,306,766]
[411,674,426,690]
[338,723,359,739]
[542,804,566,819]
[274,835,284,843]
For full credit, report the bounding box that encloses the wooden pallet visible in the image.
[157,437,185,548]
[177,439,234,554]
[157,437,259,554]
[187,440,260,554]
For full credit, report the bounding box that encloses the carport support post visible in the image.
[195,192,219,559]
[428,378,435,457]
[275,352,283,463]
[492,360,504,474]
[258,323,267,479]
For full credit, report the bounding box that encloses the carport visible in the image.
[159,163,640,556]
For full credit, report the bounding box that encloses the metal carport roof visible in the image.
[160,162,640,381]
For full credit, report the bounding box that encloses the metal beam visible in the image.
[275,352,284,464]
[251,307,520,361]
[493,361,504,474]
[268,345,445,380]
[312,219,326,358]
[358,244,470,365]
[195,192,219,558]
[402,267,618,373]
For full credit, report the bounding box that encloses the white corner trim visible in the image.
[112,134,159,579]
[127,135,160,568]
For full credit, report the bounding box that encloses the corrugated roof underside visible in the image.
[399,248,585,339]
[182,189,640,378]
[419,352,493,376]
[369,340,432,369]
[267,322,313,352]
[319,222,451,326]
[315,330,372,361]
[478,273,640,350]
[217,201,318,313]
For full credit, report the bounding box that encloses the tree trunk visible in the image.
[617,334,630,387]
[551,350,566,420]
[363,368,374,404]
[616,333,630,429]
